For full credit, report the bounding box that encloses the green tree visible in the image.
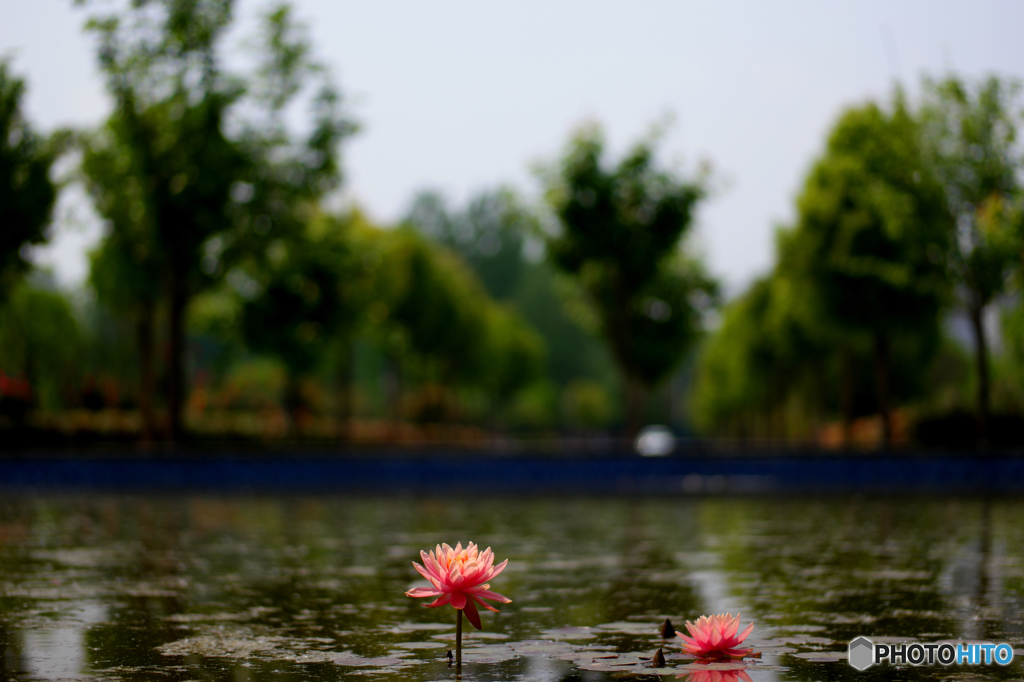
[79,0,353,440]
[543,124,717,435]
[782,97,949,446]
[239,214,370,432]
[0,60,60,300]
[692,275,828,439]
[919,74,1024,444]
[406,188,532,301]
[0,283,84,411]
[82,121,163,437]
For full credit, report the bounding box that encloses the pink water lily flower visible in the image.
[676,613,753,658]
[405,542,511,630]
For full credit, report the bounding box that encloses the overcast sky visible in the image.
[3,0,1023,294]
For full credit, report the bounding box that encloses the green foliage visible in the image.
[0,284,84,410]
[405,188,532,301]
[240,214,370,376]
[783,98,949,339]
[918,74,1024,434]
[0,60,60,300]
[406,186,615,402]
[79,0,355,435]
[480,304,546,403]
[920,74,1024,308]
[561,379,613,430]
[695,95,954,441]
[543,124,717,391]
[692,276,827,436]
[372,227,491,383]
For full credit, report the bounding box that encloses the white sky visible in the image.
[2,0,1023,295]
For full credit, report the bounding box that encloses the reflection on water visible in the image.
[0,494,1022,680]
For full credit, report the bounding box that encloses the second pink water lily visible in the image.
[676,613,754,658]
[405,542,511,630]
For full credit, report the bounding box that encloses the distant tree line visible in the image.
[2,0,1022,449]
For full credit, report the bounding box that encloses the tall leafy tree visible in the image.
[919,75,1024,444]
[82,120,164,438]
[782,97,949,446]
[79,0,353,440]
[0,60,61,300]
[543,124,717,435]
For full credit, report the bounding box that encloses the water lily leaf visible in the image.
[462,651,518,663]
[334,656,409,666]
[781,635,834,645]
[792,651,847,661]
[754,646,796,654]
[431,631,508,641]
[464,644,515,655]
[387,621,452,632]
[595,621,659,635]
[541,626,596,640]
[391,641,446,649]
[510,640,576,654]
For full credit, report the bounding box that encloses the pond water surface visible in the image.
[1,493,1022,681]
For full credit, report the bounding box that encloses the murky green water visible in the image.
[1,493,1022,680]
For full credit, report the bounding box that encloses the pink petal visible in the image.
[676,632,697,648]
[735,622,754,644]
[412,561,436,583]
[405,587,442,598]
[722,615,739,640]
[450,591,468,610]
[487,558,509,580]
[469,592,500,613]
[463,597,482,630]
[467,587,512,604]
[424,593,452,608]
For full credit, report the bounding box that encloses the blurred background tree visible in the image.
[919,74,1024,445]
[77,0,354,441]
[239,212,371,434]
[543,124,718,436]
[0,59,61,302]
[404,187,616,430]
[0,282,84,413]
[779,97,950,446]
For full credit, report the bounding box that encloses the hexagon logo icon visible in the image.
[848,636,874,670]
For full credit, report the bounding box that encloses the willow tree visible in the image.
[543,125,716,436]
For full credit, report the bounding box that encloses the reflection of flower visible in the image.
[676,613,753,658]
[676,668,752,682]
[405,542,511,630]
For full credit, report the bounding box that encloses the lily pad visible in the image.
[540,626,597,640]
[791,651,847,661]
[334,656,409,666]
[595,620,663,635]
[509,640,576,655]
[391,641,446,649]
[431,631,508,641]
